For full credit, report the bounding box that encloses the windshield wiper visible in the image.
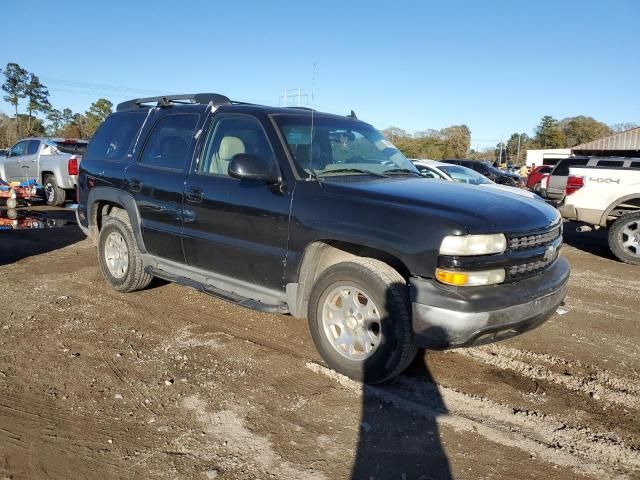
[382,168,422,176]
[317,168,386,178]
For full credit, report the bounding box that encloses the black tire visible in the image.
[97,209,153,292]
[43,175,65,206]
[608,212,640,265]
[307,258,418,384]
[6,197,17,209]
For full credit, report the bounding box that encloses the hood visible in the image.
[480,183,543,201]
[321,177,559,234]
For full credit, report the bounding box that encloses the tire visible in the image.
[97,209,153,292]
[307,258,418,384]
[7,208,17,220]
[533,182,541,193]
[608,212,640,265]
[43,175,65,207]
[6,197,17,209]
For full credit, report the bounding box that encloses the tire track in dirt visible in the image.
[452,345,640,409]
[306,362,640,480]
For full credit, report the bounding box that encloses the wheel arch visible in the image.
[600,195,640,226]
[86,187,146,252]
[287,239,411,319]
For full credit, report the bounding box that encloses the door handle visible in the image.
[126,178,142,192]
[185,187,203,204]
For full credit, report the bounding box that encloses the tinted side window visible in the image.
[553,158,588,176]
[84,112,147,162]
[631,161,640,169]
[140,114,199,170]
[198,115,275,176]
[596,160,623,168]
[26,140,40,155]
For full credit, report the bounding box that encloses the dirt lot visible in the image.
[0,207,638,480]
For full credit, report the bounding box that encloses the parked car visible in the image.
[0,137,88,206]
[442,159,522,186]
[556,157,640,264]
[77,93,569,383]
[412,159,543,201]
[527,165,553,191]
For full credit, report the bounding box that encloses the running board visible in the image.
[146,266,289,315]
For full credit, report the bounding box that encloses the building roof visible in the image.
[572,127,640,153]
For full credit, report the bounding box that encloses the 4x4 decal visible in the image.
[589,177,621,184]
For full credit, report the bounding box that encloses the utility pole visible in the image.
[280,88,309,107]
[516,134,522,165]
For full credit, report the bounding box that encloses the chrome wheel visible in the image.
[321,285,382,361]
[619,219,640,257]
[104,231,129,279]
[45,183,55,203]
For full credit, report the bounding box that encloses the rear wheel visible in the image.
[307,258,417,384]
[6,197,17,209]
[43,175,65,206]
[608,212,640,265]
[98,209,153,292]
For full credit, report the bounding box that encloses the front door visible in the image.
[182,113,291,292]
[124,112,201,262]
[4,140,30,181]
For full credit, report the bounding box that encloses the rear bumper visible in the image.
[410,257,570,349]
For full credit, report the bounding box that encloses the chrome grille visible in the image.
[508,255,557,279]
[509,225,561,250]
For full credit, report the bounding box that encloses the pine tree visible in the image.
[1,63,28,136]
[535,116,566,148]
[25,74,51,134]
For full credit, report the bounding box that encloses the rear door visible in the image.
[123,111,201,262]
[181,113,291,292]
[19,140,41,181]
[546,158,589,200]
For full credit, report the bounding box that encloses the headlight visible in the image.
[436,268,505,286]
[440,234,507,256]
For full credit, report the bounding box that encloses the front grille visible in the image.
[509,225,561,250]
[508,253,558,280]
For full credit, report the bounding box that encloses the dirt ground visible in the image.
[0,206,638,480]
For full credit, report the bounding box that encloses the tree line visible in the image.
[383,116,637,164]
[0,62,113,148]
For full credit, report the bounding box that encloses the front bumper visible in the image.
[410,256,570,348]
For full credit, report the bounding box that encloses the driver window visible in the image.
[198,116,275,176]
[10,141,28,157]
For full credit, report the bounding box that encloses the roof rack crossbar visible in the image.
[117,93,231,112]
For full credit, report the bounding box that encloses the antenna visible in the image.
[309,63,316,181]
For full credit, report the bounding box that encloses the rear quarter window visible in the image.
[595,160,624,168]
[553,158,588,176]
[84,112,148,162]
[631,161,640,169]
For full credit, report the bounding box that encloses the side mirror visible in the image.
[228,154,280,184]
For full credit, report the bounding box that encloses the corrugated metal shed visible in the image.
[572,127,640,155]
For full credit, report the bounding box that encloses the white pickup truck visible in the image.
[0,137,87,206]
[554,157,640,264]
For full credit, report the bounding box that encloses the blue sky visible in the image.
[2,0,638,148]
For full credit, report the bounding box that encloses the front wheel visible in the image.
[6,197,17,209]
[307,259,417,384]
[608,212,640,265]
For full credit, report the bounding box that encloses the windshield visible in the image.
[439,164,493,185]
[274,115,418,178]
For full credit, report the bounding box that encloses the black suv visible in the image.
[77,93,569,383]
[442,159,522,186]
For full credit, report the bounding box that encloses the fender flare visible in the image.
[86,186,147,253]
[600,194,640,226]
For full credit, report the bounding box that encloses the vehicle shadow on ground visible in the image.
[0,208,86,266]
[350,288,452,480]
[562,221,617,261]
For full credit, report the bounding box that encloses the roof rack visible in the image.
[116,93,231,112]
